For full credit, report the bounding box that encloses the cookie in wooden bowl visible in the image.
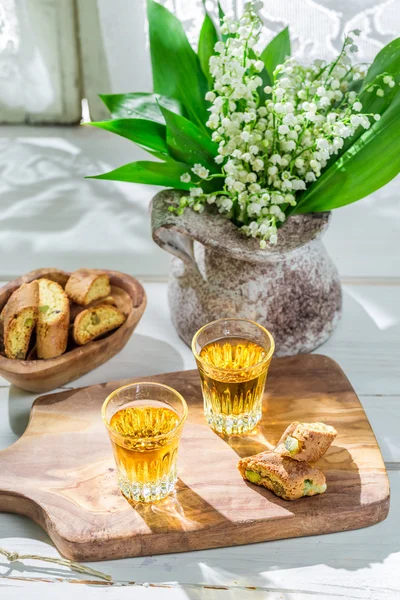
[0,268,146,393]
[73,304,126,345]
[1,281,39,360]
[37,278,70,359]
[65,269,111,306]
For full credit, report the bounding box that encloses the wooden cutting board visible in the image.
[0,355,389,562]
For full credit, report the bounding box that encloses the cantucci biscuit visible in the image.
[238,451,327,501]
[73,304,126,346]
[275,421,337,463]
[69,296,116,322]
[2,281,39,360]
[65,269,111,306]
[37,278,70,359]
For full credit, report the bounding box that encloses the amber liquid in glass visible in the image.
[198,336,268,434]
[109,403,180,502]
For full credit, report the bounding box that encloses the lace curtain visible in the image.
[159,0,399,62]
[0,0,397,122]
[0,0,81,123]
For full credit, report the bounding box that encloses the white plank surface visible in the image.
[0,281,399,598]
[324,176,400,280]
[0,126,169,278]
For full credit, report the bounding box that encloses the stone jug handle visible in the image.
[151,191,205,271]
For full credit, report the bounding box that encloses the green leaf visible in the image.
[258,66,273,100]
[99,92,185,123]
[147,0,209,130]
[217,2,228,42]
[293,94,400,213]
[160,105,219,172]
[362,37,400,89]
[87,160,194,190]
[359,37,400,116]
[218,1,225,22]
[326,38,400,163]
[87,119,169,159]
[261,27,291,82]
[248,48,272,104]
[198,13,219,88]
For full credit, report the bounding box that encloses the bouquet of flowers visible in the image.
[88,0,400,246]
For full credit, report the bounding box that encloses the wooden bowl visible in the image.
[0,268,146,393]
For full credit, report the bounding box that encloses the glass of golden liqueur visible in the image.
[192,318,275,435]
[102,382,187,503]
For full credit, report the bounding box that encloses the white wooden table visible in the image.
[0,126,399,599]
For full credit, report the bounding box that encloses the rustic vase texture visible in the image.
[151,190,342,356]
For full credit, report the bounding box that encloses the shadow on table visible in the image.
[134,479,230,534]
[217,426,273,459]
[7,334,185,437]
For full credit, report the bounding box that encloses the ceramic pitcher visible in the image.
[151,190,342,356]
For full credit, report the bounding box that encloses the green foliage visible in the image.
[198,13,219,87]
[360,37,400,115]
[293,93,400,213]
[147,0,209,130]
[297,36,400,212]
[99,92,185,123]
[87,160,194,190]
[218,1,225,22]
[334,37,400,159]
[160,106,219,172]
[87,119,169,160]
[217,2,228,42]
[363,37,400,89]
[260,27,291,82]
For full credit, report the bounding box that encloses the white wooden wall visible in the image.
[0,0,151,124]
[0,0,81,124]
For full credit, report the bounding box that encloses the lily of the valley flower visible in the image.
[179,1,387,247]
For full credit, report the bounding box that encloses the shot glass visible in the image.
[192,318,275,435]
[102,382,187,503]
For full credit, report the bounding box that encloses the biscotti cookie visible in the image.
[2,281,39,360]
[70,296,116,322]
[275,422,337,463]
[73,304,126,345]
[65,269,111,306]
[238,451,326,501]
[37,278,70,359]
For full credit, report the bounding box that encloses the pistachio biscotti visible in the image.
[73,304,126,346]
[2,281,39,360]
[65,269,111,306]
[37,278,70,359]
[275,421,337,463]
[69,296,116,322]
[238,451,327,501]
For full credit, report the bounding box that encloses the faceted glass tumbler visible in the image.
[192,318,275,435]
[102,382,187,503]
